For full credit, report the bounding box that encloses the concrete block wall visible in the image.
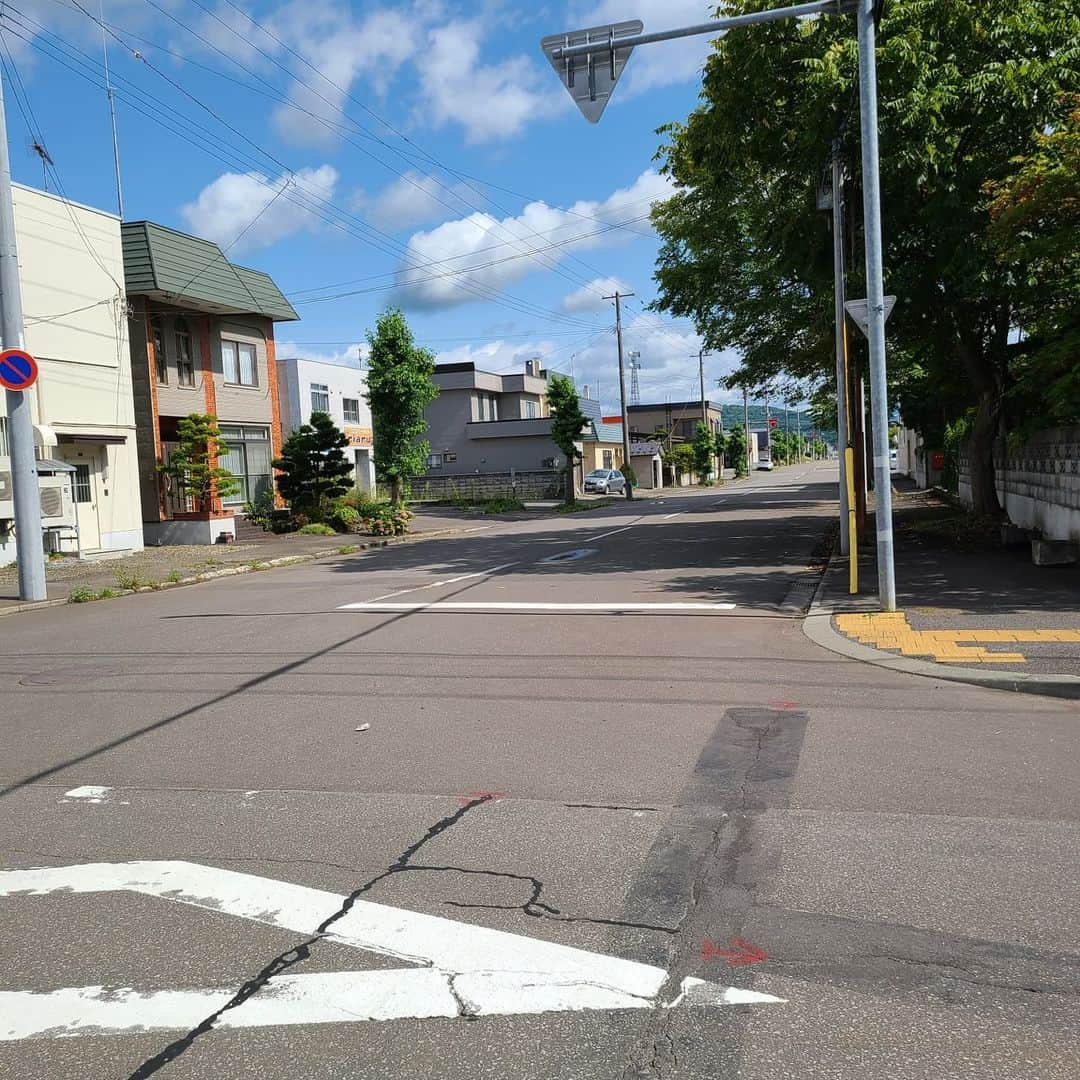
[411,470,561,502]
[959,426,1080,541]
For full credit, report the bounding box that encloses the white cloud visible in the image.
[268,5,420,146]
[180,164,339,252]
[416,19,564,144]
[561,277,632,313]
[357,172,478,231]
[582,0,718,95]
[396,169,674,309]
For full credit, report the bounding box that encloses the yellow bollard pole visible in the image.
[845,446,858,594]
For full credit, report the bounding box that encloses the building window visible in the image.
[424,453,442,469]
[175,318,196,387]
[218,424,271,506]
[73,464,92,503]
[603,450,614,469]
[343,398,360,424]
[477,392,499,421]
[522,399,537,419]
[0,416,8,456]
[222,339,258,387]
[151,319,168,385]
[311,383,330,413]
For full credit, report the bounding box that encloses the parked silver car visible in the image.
[584,468,626,494]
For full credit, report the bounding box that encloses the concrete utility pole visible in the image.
[743,387,750,472]
[698,349,707,427]
[0,75,46,601]
[830,140,851,554]
[604,289,634,500]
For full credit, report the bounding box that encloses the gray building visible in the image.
[421,359,567,476]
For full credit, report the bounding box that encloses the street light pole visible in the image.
[830,141,851,555]
[605,289,634,501]
[855,0,895,610]
[0,74,46,601]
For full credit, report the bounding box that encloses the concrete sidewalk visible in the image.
[805,486,1080,699]
[0,506,482,615]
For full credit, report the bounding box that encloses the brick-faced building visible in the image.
[121,222,297,544]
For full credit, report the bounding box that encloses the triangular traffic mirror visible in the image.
[540,21,643,124]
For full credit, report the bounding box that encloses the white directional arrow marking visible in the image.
[0,861,783,1038]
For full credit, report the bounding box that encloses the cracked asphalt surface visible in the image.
[1,461,1077,1079]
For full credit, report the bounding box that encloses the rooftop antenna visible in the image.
[29,139,52,191]
[99,0,124,218]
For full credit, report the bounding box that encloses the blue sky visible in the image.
[3,0,750,415]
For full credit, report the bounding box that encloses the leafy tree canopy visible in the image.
[548,374,590,502]
[365,309,438,505]
[651,1,1080,513]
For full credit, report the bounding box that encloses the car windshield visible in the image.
[587,470,608,478]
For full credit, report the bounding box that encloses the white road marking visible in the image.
[337,602,738,613]
[584,524,636,542]
[0,860,783,1038]
[662,512,682,519]
[363,562,517,603]
[62,786,111,803]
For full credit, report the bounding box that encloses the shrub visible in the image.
[483,496,525,514]
[114,568,141,590]
[298,522,337,536]
[327,504,362,532]
[368,505,413,536]
[338,488,387,517]
[243,488,277,531]
[68,586,96,603]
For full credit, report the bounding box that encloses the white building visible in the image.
[275,356,375,493]
[0,184,142,566]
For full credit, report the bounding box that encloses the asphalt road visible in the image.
[1,462,1077,1080]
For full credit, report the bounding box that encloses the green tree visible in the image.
[158,413,238,512]
[726,425,749,477]
[986,95,1080,439]
[714,429,729,470]
[273,411,355,515]
[691,421,715,483]
[664,442,695,484]
[651,1,1080,515]
[365,309,438,505]
[548,374,589,503]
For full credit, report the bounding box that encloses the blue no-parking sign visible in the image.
[0,349,38,391]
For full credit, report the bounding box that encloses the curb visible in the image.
[802,550,1080,702]
[0,526,486,618]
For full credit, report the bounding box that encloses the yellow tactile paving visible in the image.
[834,613,1080,665]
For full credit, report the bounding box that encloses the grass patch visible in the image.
[553,498,615,513]
[246,559,267,571]
[298,522,337,536]
[337,544,359,555]
[114,568,142,590]
[68,585,97,603]
[166,569,182,583]
[482,496,525,514]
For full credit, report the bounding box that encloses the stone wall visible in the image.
[410,470,562,502]
[959,426,1080,541]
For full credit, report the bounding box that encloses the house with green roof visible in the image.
[121,221,298,543]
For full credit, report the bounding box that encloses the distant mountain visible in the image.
[716,404,835,444]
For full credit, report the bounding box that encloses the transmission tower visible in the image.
[628,351,642,405]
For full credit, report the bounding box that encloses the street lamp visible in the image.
[541,0,897,611]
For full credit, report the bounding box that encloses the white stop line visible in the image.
[0,861,782,1039]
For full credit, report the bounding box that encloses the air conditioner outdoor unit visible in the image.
[38,473,76,528]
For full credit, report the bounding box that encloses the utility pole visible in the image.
[829,139,851,554]
[743,387,750,473]
[697,349,707,427]
[0,75,46,601]
[856,0,895,609]
[604,289,634,500]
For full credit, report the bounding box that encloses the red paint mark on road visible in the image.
[767,700,799,711]
[458,790,505,806]
[701,937,768,966]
